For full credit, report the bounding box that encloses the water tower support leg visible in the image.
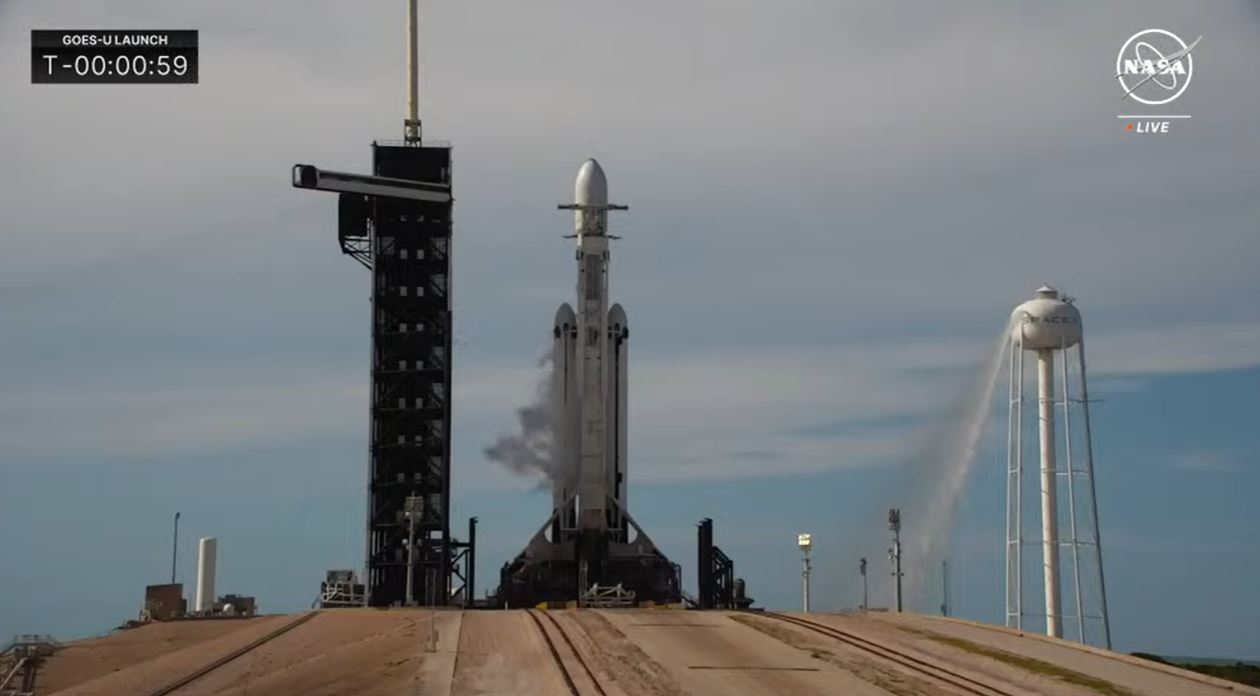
[1005,337,1018,629]
[1077,338,1113,649]
[1061,341,1085,643]
[1038,349,1062,638]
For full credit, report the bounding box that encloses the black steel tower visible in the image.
[293,147,460,606]
[695,518,753,610]
[291,0,472,607]
[299,143,455,607]
[361,142,454,606]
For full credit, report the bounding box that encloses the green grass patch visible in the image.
[924,633,1129,696]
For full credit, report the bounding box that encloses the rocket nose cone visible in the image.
[575,159,608,206]
[554,302,577,326]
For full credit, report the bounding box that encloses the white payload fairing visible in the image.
[499,160,677,607]
[552,159,629,535]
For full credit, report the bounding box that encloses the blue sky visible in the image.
[2,0,1258,660]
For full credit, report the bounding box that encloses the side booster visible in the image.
[498,160,678,607]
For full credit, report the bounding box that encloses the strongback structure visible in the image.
[293,1,471,608]
[1005,286,1112,648]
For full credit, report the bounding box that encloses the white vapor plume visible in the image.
[483,352,558,485]
[895,321,1011,610]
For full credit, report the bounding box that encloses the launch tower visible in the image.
[292,0,472,607]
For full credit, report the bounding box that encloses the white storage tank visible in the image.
[1010,285,1082,350]
[195,537,217,613]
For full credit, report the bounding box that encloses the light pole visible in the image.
[888,508,903,613]
[797,533,812,612]
[859,557,868,611]
[404,495,423,606]
[171,512,181,584]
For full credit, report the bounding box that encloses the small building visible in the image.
[143,583,186,621]
[218,594,257,617]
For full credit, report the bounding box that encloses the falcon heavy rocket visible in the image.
[497,160,679,607]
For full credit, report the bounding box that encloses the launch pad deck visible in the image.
[30,610,1248,696]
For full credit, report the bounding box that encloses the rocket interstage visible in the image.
[497,160,677,608]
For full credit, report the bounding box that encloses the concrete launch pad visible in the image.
[28,610,1256,696]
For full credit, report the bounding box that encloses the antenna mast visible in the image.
[404,0,421,143]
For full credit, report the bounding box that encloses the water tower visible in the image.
[1004,286,1112,648]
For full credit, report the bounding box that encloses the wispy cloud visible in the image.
[1088,324,1260,376]
[1167,451,1256,474]
[462,321,1260,488]
[0,371,365,459]
[5,317,1259,482]
[787,413,926,439]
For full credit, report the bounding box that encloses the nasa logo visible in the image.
[1116,29,1198,106]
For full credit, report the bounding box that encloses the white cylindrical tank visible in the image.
[195,537,217,613]
[1010,286,1082,350]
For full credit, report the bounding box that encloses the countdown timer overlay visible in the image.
[32,30,198,84]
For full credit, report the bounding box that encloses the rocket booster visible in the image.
[554,160,629,535]
[499,159,677,608]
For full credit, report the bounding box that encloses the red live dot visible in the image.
[1126,123,1134,131]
